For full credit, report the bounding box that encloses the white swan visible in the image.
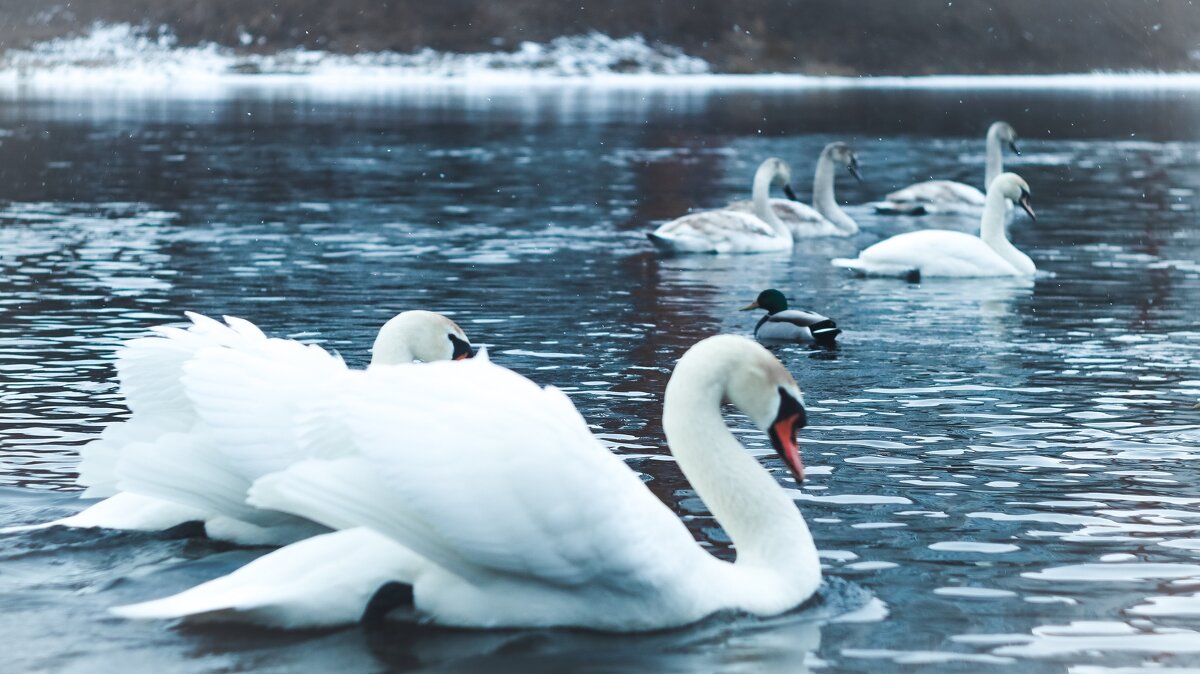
[833,172,1036,280]
[872,122,1020,215]
[647,158,796,253]
[122,335,820,631]
[4,310,474,543]
[741,289,841,344]
[727,142,862,237]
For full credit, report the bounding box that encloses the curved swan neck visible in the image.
[980,185,1032,274]
[984,125,1005,189]
[752,164,793,241]
[812,150,858,234]
[662,353,815,569]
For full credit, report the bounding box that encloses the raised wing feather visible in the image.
[250,357,701,590]
[77,314,271,495]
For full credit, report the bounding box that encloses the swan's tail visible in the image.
[0,492,205,535]
[112,528,422,628]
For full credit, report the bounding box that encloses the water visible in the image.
[1,83,1199,673]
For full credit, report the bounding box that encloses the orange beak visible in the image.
[770,415,804,482]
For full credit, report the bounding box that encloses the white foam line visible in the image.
[3,24,1200,98]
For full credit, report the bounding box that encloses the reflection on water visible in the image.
[0,85,1199,672]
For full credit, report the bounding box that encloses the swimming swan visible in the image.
[742,289,841,344]
[648,158,798,253]
[872,122,1020,215]
[833,172,1036,280]
[728,142,862,237]
[126,335,820,631]
[3,311,474,544]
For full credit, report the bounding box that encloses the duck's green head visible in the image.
[740,288,789,314]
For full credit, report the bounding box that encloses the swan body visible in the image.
[728,142,862,237]
[648,158,796,253]
[742,289,840,344]
[4,311,474,544]
[129,335,820,631]
[834,172,1036,280]
[872,122,1019,215]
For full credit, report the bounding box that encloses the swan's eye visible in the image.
[768,388,807,482]
[775,388,807,429]
[449,334,474,361]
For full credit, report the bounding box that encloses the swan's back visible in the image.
[726,199,847,237]
[838,229,1020,278]
[649,209,787,253]
[885,180,986,206]
[248,356,717,628]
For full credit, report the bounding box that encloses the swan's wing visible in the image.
[249,358,702,590]
[649,209,780,253]
[884,180,985,206]
[76,313,270,496]
[180,337,353,480]
[114,527,420,628]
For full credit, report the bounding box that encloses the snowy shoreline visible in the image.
[2,24,1199,97]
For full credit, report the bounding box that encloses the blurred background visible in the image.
[2,0,1199,75]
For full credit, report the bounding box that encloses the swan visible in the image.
[121,335,821,631]
[741,289,841,344]
[727,142,862,237]
[832,172,1036,280]
[4,310,474,543]
[647,158,797,253]
[872,122,1020,215]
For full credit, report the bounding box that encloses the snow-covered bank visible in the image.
[2,23,1200,98]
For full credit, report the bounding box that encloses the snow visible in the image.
[2,23,1200,97]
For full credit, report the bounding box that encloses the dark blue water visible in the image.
[1,84,1199,673]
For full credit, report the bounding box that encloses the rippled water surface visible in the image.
[1,85,1199,673]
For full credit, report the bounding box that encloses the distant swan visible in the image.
[742,289,841,344]
[648,158,797,253]
[872,122,1020,215]
[4,311,474,544]
[833,172,1036,280]
[122,335,821,631]
[728,142,862,237]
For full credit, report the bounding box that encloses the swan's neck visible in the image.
[751,166,793,241]
[984,127,1004,190]
[979,188,1033,274]
[812,152,858,234]
[662,365,816,573]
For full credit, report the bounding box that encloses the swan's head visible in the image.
[740,288,789,314]
[673,335,807,482]
[824,142,863,183]
[991,172,1036,221]
[989,121,1020,155]
[759,157,801,202]
[371,310,474,365]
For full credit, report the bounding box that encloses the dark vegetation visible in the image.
[1,0,1198,74]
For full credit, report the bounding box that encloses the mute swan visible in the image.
[872,122,1020,215]
[4,310,474,544]
[727,143,862,237]
[122,335,820,631]
[833,172,1036,280]
[741,289,841,344]
[647,158,797,253]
